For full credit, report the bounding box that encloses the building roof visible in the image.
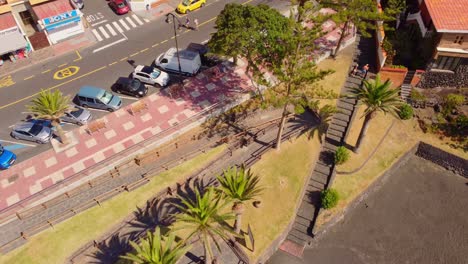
[0,12,17,31]
[425,0,468,33]
[32,0,73,20]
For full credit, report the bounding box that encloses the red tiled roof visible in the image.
[0,13,17,31]
[32,0,73,20]
[425,0,468,32]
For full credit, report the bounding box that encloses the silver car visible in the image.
[62,107,92,126]
[11,122,53,144]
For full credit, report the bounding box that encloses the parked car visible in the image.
[155,48,202,76]
[76,86,122,112]
[0,144,16,170]
[11,122,53,144]
[62,107,92,126]
[177,0,206,14]
[132,65,170,87]
[70,0,84,9]
[112,77,148,98]
[109,0,130,15]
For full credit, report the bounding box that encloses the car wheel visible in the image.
[117,90,122,94]
[82,104,88,108]
[107,108,115,112]
[36,140,44,144]
[11,133,18,139]
[201,3,205,7]
[77,122,84,126]
[186,9,190,13]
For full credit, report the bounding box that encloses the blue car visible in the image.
[0,144,16,169]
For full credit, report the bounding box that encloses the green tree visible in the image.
[216,165,263,234]
[121,227,190,264]
[347,75,402,152]
[27,89,73,144]
[173,188,236,264]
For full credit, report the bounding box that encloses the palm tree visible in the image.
[27,89,73,144]
[308,104,338,143]
[347,74,402,153]
[173,187,236,264]
[216,165,263,234]
[121,227,190,264]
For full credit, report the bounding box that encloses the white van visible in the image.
[154,48,202,76]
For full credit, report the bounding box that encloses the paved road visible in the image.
[0,0,291,162]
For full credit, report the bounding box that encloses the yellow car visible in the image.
[177,0,206,14]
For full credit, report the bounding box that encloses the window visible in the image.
[454,35,464,44]
[86,97,94,103]
[433,56,461,71]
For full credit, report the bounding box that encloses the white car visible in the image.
[132,65,170,87]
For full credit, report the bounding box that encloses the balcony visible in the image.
[406,11,427,37]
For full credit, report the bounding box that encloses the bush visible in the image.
[399,103,413,120]
[443,94,465,115]
[321,189,339,209]
[334,146,350,165]
[410,90,426,101]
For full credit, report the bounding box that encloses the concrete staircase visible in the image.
[400,70,415,102]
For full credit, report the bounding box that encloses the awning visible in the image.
[32,0,73,20]
[0,13,17,31]
[0,27,27,55]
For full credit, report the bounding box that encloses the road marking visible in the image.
[92,38,126,53]
[199,17,216,27]
[92,29,103,41]
[132,14,144,26]
[112,21,124,33]
[161,40,168,44]
[0,139,37,147]
[98,26,110,39]
[73,50,82,62]
[106,24,117,36]
[41,69,51,74]
[170,36,175,40]
[24,75,35,80]
[109,61,118,66]
[120,31,128,40]
[53,66,80,80]
[0,75,15,88]
[126,17,137,28]
[91,20,108,27]
[120,57,128,61]
[152,43,159,47]
[0,66,107,110]
[58,63,68,68]
[119,95,139,100]
[140,48,149,53]
[129,52,139,57]
[143,18,150,23]
[119,19,130,31]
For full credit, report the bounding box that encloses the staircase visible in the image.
[401,70,415,102]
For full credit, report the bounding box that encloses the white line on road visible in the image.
[112,21,124,33]
[98,26,110,39]
[201,39,210,44]
[106,24,117,36]
[119,95,139,100]
[143,18,150,23]
[93,38,126,53]
[0,139,37,147]
[119,18,131,31]
[132,14,144,25]
[91,20,108,27]
[126,16,137,28]
[92,29,103,42]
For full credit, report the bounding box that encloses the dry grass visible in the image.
[0,145,226,264]
[315,106,468,227]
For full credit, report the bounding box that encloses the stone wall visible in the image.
[417,64,468,89]
[415,142,468,178]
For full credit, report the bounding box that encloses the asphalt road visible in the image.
[0,0,291,162]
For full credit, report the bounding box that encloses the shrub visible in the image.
[399,103,413,120]
[321,189,339,209]
[443,94,465,115]
[334,146,350,165]
[410,90,426,101]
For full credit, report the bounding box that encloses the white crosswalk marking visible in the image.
[119,19,130,31]
[126,17,137,28]
[112,21,124,33]
[99,26,110,38]
[132,14,144,25]
[106,24,117,36]
[143,18,150,23]
[92,29,103,41]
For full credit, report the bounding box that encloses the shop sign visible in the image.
[0,27,20,37]
[43,10,79,26]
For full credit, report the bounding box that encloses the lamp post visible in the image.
[165,13,183,80]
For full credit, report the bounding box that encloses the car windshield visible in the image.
[117,2,126,8]
[182,0,190,6]
[29,124,43,136]
[100,91,114,104]
[70,108,84,118]
[0,145,4,155]
[150,69,161,79]
[129,80,141,91]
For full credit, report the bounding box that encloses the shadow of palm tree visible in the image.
[88,233,133,264]
[127,197,178,236]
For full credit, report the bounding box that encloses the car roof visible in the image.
[116,77,132,84]
[135,65,154,74]
[78,86,105,97]
[14,122,35,131]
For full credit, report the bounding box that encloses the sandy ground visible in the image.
[268,155,468,264]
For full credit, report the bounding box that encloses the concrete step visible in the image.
[331,119,349,128]
[337,102,354,112]
[326,133,343,144]
[295,215,312,227]
[289,227,311,242]
[314,163,332,175]
[286,233,307,246]
[338,108,353,116]
[328,123,346,133]
[311,171,330,183]
[297,202,316,219]
[339,98,357,105]
[334,113,350,122]
[328,128,344,138]
[291,221,310,234]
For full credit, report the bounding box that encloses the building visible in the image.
[406,0,468,72]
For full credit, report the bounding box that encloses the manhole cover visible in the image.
[8,174,19,183]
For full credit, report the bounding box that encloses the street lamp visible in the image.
[165,13,183,80]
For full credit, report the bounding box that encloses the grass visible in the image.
[0,145,226,264]
[315,106,468,228]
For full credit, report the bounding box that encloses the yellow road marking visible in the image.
[199,17,216,26]
[53,66,80,80]
[161,40,168,44]
[109,61,118,66]
[242,0,254,4]
[170,36,175,39]
[140,48,149,53]
[41,69,51,74]
[73,51,82,62]
[0,66,107,110]
[58,63,68,68]
[152,43,159,47]
[129,52,139,57]
[120,57,128,61]
[0,75,15,88]
[24,75,35,80]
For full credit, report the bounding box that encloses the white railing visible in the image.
[406,11,427,37]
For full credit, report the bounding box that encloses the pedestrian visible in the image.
[350,63,358,76]
[193,18,199,30]
[185,17,190,29]
[362,64,369,75]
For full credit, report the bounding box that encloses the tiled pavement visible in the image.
[278,34,378,257]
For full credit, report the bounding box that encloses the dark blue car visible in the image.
[0,144,16,169]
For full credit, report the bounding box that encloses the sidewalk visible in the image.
[133,3,175,21]
[0,30,95,78]
[0,59,269,216]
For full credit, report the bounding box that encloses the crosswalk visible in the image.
[91,14,150,42]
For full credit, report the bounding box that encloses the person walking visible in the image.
[185,17,190,29]
[193,18,199,30]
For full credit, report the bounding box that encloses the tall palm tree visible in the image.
[216,165,263,234]
[347,74,402,153]
[27,89,73,144]
[121,227,190,264]
[173,187,236,264]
